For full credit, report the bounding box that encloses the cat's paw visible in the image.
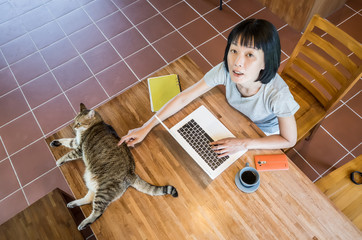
[56,158,66,166]
[78,220,91,231]
[50,140,62,147]
[67,201,78,208]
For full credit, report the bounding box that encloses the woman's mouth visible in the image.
[232,70,244,77]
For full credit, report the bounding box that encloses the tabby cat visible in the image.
[50,103,178,230]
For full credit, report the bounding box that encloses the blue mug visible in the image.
[235,163,260,193]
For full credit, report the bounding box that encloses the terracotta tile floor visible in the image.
[0,0,361,226]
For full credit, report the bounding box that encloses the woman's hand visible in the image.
[210,138,249,158]
[118,127,149,147]
[119,79,212,148]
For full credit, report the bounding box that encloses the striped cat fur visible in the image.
[50,103,178,230]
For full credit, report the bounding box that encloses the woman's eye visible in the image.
[247,53,254,57]
[230,49,237,54]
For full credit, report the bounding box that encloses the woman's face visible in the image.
[227,39,265,86]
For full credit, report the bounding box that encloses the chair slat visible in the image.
[314,18,362,59]
[293,57,338,97]
[327,65,362,109]
[283,68,329,108]
[299,45,347,85]
[307,32,358,74]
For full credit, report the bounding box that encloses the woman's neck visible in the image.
[236,82,262,97]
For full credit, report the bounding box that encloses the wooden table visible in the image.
[0,188,83,240]
[315,155,362,230]
[46,56,361,239]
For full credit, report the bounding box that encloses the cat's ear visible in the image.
[87,110,95,119]
[80,103,87,112]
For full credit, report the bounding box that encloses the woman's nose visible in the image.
[234,55,244,67]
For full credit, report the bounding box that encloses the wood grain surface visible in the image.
[46,56,361,239]
[315,155,362,230]
[257,0,346,31]
[0,188,83,240]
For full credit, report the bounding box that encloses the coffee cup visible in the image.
[235,162,260,193]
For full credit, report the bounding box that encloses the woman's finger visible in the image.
[118,136,128,146]
[119,133,136,146]
[211,143,227,151]
[216,151,229,158]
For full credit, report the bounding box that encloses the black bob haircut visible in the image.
[223,19,281,84]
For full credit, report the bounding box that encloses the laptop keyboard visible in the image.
[177,119,229,170]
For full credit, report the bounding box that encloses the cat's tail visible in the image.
[131,175,178,198]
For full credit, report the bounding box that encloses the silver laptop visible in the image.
[157,105,246,179]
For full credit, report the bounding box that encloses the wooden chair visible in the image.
[280,15,362,145]
[315,155,362,230]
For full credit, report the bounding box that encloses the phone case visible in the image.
[254,154,289,171]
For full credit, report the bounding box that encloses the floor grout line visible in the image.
[291,147,322,181]
[1,44,46,136]
[110,1,169,70]
[0,0,223,209]
[336,8,359,28]
[20,165,59,192]
[0,0,288,82]
[1,136,44,160]
[45,5,111,100]
[0,0,361,224]
[0,136,30,205]
[0,2,359,145]
[318,150,357,179]
[15,17,80,119]
[224,1,245,20]
[320,125,351,154]
[344,100,362,119]
[2,3,277,89]
[1,2,359,144]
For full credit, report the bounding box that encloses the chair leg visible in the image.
[306,122,322,141]
[219,0,222,10]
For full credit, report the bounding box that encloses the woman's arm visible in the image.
[119,78,213,147]
[211,115,297,157]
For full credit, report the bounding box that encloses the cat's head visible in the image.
[73,103,102,131]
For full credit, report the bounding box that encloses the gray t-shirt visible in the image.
[204,62,300,134]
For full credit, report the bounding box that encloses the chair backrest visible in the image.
[281,14,362,111]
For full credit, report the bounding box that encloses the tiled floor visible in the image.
[0,0,361,227]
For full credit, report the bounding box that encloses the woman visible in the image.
[119,19,299,157]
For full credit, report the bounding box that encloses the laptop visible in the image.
[156,105,246,179]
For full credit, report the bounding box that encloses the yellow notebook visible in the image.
[148,74,181,112]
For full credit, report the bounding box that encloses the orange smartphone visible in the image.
[254,154,289,171]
